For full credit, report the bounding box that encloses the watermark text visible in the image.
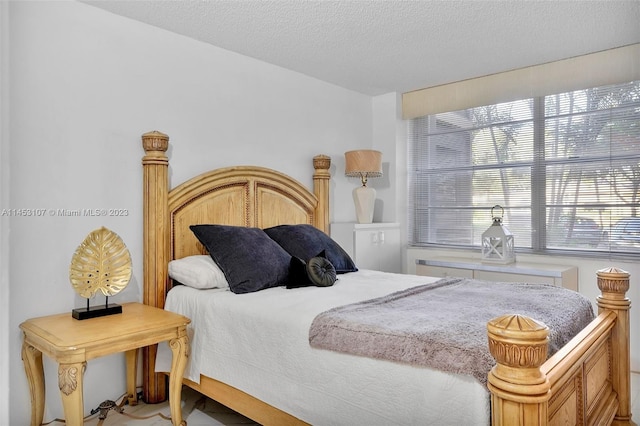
[1,208,130,217]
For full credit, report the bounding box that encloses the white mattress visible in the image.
[156,270,490,425]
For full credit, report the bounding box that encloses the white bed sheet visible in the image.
[156,270,490,426]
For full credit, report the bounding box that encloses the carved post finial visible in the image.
[596,267,630,302]
[142,131,169,158]
[487,314,551,425]
[313,154,331,173]
[488,314,550,384]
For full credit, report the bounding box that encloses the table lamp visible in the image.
[345,150,382,224]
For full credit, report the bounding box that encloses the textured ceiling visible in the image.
[83,0,640,96]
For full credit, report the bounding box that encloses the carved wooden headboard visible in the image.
[141,130,331,310]
[141,131,331,401]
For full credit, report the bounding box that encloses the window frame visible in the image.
[407,81,640,259]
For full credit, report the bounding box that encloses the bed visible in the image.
[140,130,632,426]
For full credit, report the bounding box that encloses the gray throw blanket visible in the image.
[309,277,594,386]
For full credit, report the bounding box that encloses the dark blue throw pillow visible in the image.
[264,224,357,274]
[190,225,291,294]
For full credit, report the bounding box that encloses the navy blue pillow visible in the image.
[264,224,357,274]
[190,225,291,294]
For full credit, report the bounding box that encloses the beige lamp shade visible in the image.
[345,150,383,224]
[345,150,382,185]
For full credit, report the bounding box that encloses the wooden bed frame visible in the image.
[141,130,632,426]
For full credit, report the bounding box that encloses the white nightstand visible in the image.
[331,222,401,273]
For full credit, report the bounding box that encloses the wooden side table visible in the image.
[20,302,190,426]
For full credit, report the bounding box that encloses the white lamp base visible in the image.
[353,186,376,224]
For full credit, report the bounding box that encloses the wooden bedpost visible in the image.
[312,154,331,234]
[596,267,631,424]
[487,268,632,426]
[487,314,551,425]
[141,130,171,403]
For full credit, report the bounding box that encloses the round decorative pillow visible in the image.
[306,256,337,287]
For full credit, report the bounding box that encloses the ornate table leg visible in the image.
[168,333,189,426]
[58,362,86,426]
[125,348,139,405]
[21,340,45,426]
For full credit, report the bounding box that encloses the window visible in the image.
[408,80,640,255]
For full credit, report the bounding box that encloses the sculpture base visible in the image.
[72,303,122,320]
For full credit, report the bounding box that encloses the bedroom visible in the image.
[2,1,639,425]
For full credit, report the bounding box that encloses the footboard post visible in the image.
[596,267,631,424]
[487,314,551,426]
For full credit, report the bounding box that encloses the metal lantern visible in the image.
[481,205,515,264]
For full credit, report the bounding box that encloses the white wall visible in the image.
[371,92,402,223]
[1,1,10,425]
[8,2,373,423]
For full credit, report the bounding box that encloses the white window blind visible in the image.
[408,80,640,256]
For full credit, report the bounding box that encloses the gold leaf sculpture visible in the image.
[69,227,132,298]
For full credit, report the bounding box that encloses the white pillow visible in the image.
[168,255,229,289]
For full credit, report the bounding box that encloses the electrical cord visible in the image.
[39,388,173,425]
